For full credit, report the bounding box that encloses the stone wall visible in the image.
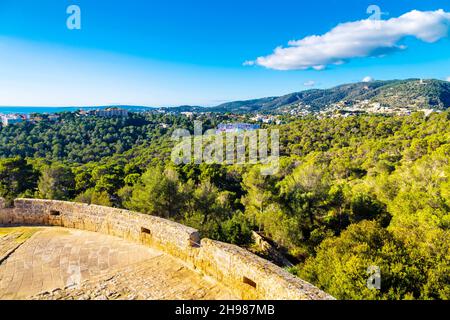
[0,198,14,219]
[0,198,333,300]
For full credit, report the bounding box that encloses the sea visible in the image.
[0,106,155,115]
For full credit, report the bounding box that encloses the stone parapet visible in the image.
[0,198,334,300]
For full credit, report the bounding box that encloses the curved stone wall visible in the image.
[0,198,333,300]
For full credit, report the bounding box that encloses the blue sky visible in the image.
[1,0,450,106]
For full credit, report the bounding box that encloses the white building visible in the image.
[181,112,194,118]
[1,114,24,126]
[95,108,128,118]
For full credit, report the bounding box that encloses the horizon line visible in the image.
[0,77,446,109]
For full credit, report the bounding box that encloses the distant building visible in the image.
[250,115,264,122]
[181,112,194,118]
[251,114,279,124]
[47,114,59,122]
[29,115,44,122]
[77,110,90,117]
[1,114,24,126]
[95,107,128,118]
[216,123,260,134]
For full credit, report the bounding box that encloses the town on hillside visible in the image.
[0,107,129,127]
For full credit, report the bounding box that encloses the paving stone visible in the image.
[0,227,237,300]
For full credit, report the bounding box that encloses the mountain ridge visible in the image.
[165,78,450,114]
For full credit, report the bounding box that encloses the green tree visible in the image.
[300,220,450,300]
[124,166,185,219]
[0,157,37,202]
[38,163,75,200]
[74,188,112,206]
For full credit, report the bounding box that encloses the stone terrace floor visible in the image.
[0,226,237,300]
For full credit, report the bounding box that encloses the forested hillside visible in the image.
[0,111,449,299]
[204,79,450,113]
[0,113,190,162]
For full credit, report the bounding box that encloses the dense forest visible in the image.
[0,113,190,162]
[0,111,449,300]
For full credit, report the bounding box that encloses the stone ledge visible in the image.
[197,239,332,300]
[0,198,334,300]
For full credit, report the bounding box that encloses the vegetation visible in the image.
[0,110,449,300]
[0,112,191,162]
[171,79,450,113]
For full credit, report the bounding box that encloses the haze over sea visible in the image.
[0,106,154,115]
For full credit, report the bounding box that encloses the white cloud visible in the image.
[248,9,450,71]
[312,65,325,71]
[446,77,450,82]
[362,76,374,82]
[303,80,316,87]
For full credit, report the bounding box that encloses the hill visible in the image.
[195,79,450,113]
